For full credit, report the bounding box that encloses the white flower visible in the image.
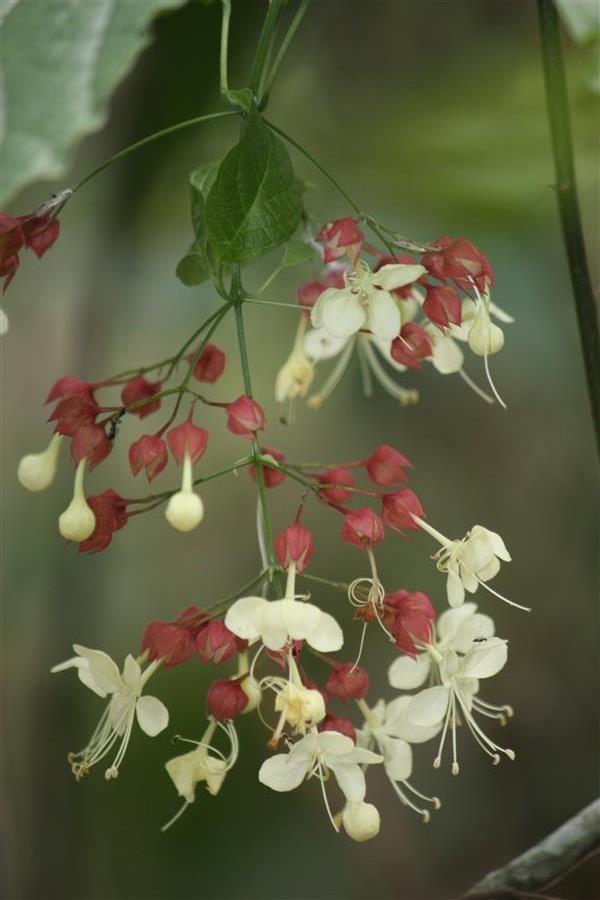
[51,645,168,780]
[225,564,343,653]
[18,434,63,492]
[388,604,514,773]
[259,730,382,832]
[311,260,425,341]
[275,349,314,404]
[58,459,95,541]
[413,516,525,611]
[165,453,204,532]
[261,654,326,747]
[358,698,441,821]
[423,324,464,375]
[342,801,381,841]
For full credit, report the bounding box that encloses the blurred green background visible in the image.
[2,1,599,898]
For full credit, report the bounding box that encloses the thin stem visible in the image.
[244,297,301,311]
[537,0,600,455]
[298,572,349,593]
[219,0,232,97]
[259,0,312,108]
[73,111,237,193]
[248,0,285,96]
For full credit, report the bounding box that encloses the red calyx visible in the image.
[422,236,494,292]
[45,376,97,405]
[226,395,266,438]
[79,490,128,554]
[317,466,354,505]
[316,217,364,264]
[141,604,207,667]
[297,268,346,311]
[422,285,462,330]
[362,444,411,486]
[384,590,436,658]
[186,343,227,384]
[326,663,369,701]
[249,446,286,488]
[166,419,209,464]
[390,323,432,371]
[341,507,385,548]
[206,678,248,720]
[129,434,169,482]
[71,423,112,471]
[319,714,357,743]
[274,523,315,574]
[381,488,424,534]
[48,395,100,436]
[196,620,245,665]
[0,212,60,291]
[121,377,161,419]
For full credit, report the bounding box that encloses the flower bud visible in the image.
[384,589,435,657]
[422,236,494,292]
[342,801,380,842]
[58,460,95,541]
[18,434,62,491]
[381,489,424,534]
[166,420,208,464]
[206,679,248,720]
[316,218,363,263]
[319,715,357,743]
[129,434,168,482]
[341,508,385,548]
[186,343,226,384]
[45,376,95,404]
[317,466,354,505]
[326,663,369,701]
[48,395,99,436]
[390,323,432,371]
[468,309,504,356]
[79,489,127,554]
[249,447,286,488]
[362,444,411,486]
[142,605,206,666]
[274,523,315,574]
[165,488,204,532]
[71,423,112,471]
[196,620,241,665]
[226,395,266,438]
[121,376,161,418]
[423,285,462,330]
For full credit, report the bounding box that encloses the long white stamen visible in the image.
[458,368,494,404]
[349,622,368,674]
[388,777,431,823]
[308,340,355,408]
[470,278,507,410]
[317,763,340,832]
[161,800,191,832]
[433,695,453,770]
[451,692,459,775]
[361,339,419,405]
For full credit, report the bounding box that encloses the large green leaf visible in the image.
[204,107,303,264]
[176,161,219,287]
[0,0,188,204]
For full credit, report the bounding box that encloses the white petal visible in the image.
[426,327,464,374]
[135,695,169,736]
[437,603,478,643]
[346,747,384,766]
[461,638,507,679]
[373,263,426,291]
[449,613,495,653]
[468,315,504,356]
[328,760,366,802]
[122,654,142,687]
[72,645,122,695]
[50,656,107,698]
[478,555,501,582]
[257,600,289,650]
[383,696,442,744]
[473,525,510,562]
[317,731,355,757]
[407,686,450,728]
[306,611,343,652]
[303,327,349,362]
[280,599,321,640]
[381,736,413,782]
[313,288,366,338]
[490,301,514,324]
[367,289,401,340]
[225,596,266,641]
[459,564,479,594]
[165,749,199,802]
[258,752,310,792]
[461,529,496,573]
[447,567,466,607]
[388,653,430,690]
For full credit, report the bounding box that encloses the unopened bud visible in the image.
[18,434,62,491]
[58,459,95,541]
[468,309,504,356]
[326,663,369,701]
[342,801,380,842]
[206,678,248,720]
[165,453,204,532]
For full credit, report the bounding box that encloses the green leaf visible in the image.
[280,235,318,268]
[176,161,220,287]
[204,107,303,264]
[0,0,188,204]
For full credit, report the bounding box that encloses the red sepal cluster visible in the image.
[226,395,266,438]
[381,488,424,534]
[79,489,128,554]
[326,663,369,700]
[71,424,112,471]
[341,507,385,548]
[166,419,209,464]
[422,236,494,292]
[390,323,432,370]
[319,714,357,743]
[384,590,436,657]
[121,377,161,419]
[422,285,462,330]
[316,218,363,264]
[206,678,248,720]
[141,605,207,668]
[196,620,245,665]
[274,522,315,574]
[362,444,411,486]
[129,434,168,482]
[186,343,226,384]
[0,211,60,291]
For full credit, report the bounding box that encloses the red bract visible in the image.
[341,507,385,548]
[384,590,436,658]
[49,395,99,436]
[326,664,369,701]
[141,604,207,667]
[186,343,226,384]
[206,678,248,720]
[363,444,411,486]
[226,395,266,437]
[79,490,128,554]
[129,434,168,482]
[422,236,494,292]
[390,323,432,371]
[381,488,424,534]
[265,639,303,669]
[0,211,60,291]
[166,420,208,464]
[422,285,462,330]
[274,523,315,574]
[297,268,346,311]
[249,447,286,488]
[71,424,112,470]
[196,620,243,665]
[316,217,363,264]
[319,715,357,743]
[45,376,96,404]
[317,466,354,505]
[121,376,161,418]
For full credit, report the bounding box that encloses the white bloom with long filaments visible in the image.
[260,654,326,747]
[358,698,441,821]
[58,458,96,541]
[259,730,383,834]
[18,433,63,491]
[413,515,527,611]
[51,645,169,780]
[388,604,515,773]
[225,564,343,653]
[311,260,426,341]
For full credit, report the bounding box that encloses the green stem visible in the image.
[298,572,349,593]
[73,111,238,193]
[259,0,312,108]
[220,0,232,97]
[248,0,285,96]
[537,0,600,455]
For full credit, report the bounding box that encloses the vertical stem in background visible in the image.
[537,0,600,456]
[219,0,232,97]
[248,0,285,97]
[258,0,313,108]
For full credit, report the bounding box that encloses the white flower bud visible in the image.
[275,683,326,730]
[165,453,204,532]
[275,350,314,403]
[342,801,381,842]
[241,676,262,713]
[468,309,504,356]
[18,434,63,492]
[58,460,95,541]
[0,308,8,336]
